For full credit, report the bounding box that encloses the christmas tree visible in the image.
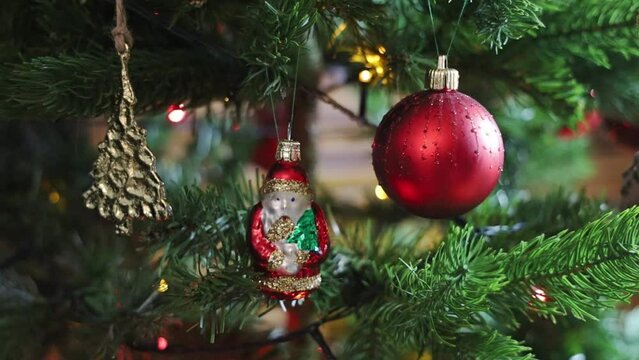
[2,0,639,359]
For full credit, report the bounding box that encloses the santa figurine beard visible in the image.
[262,191,312,275]
[248,140,331,303]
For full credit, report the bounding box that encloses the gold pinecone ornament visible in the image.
[83,47,171,235]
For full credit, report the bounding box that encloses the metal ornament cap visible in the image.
[428,55,459,91]
[276,139,301,162]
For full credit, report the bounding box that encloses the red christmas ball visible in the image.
[372,56,504,218]
[557,110,602,139]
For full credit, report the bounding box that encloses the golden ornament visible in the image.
[157,278,169,293]
[83,46,171,235]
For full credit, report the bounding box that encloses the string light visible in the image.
[531,286,548,302]
[48,191,61,204]
[166,104,187,123]
[358,69,373,84]
[375,185,389,200]
[157,336,168,351]
[157,278,169,293]
[351,46,387,83]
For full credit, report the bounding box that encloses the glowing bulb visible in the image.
[364,53,381,65]
[531,286,548,302]
[377,45,387,54]
[166,104,187,123]
[375,185,388,200]
[157,278,169,293]
[48,191,61,204]
[359,69,373,84]
[157,337,168,351]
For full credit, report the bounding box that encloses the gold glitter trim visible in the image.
[260,179,313,197]
[296,251,310,265]
[258,274,321,293]
[267,250,286,271]
[267,217,295,242]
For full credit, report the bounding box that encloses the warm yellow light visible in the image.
[329,22,348,47]
[49,191,61,204]
[375,65,385,76]
[364,53,381,65]
[157,278,169,293]
[358,69,373,84]
[377,46,387,54]
[375,185,388,200]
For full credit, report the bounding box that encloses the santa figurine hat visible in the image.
[260,140,313,198]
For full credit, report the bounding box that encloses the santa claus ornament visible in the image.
[248,140,330,303]
[372,56,504,218]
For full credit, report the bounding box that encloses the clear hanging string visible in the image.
[265,70,280,141]
[446,0,469,56]
[426,0,469,57]
[287,44,303,140]
[426,0,440,56]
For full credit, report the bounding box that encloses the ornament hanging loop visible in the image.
[112,0,134,54]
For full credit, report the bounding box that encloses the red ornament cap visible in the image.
[260,140,313,197]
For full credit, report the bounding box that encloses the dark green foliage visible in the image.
[3,136,639,359]
[341,317,403,359]
[366,227,506,347]
[2,0,639,124]
[0,49,239,119]
[149,181,256,262]
[239,0,317,98]
[537,0,639,69]
[469,189,606,249]
[146,184,264,340]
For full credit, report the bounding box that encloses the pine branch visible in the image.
[469,189,606,249]
[355,226,506,349]
[535,0,639,68]
[0,49,241,120]
[238,0,318,99]
[499,206,639,321]
[452,331,535,360]
[473,0,554,50]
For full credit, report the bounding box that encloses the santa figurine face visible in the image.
[262,191,311,232]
